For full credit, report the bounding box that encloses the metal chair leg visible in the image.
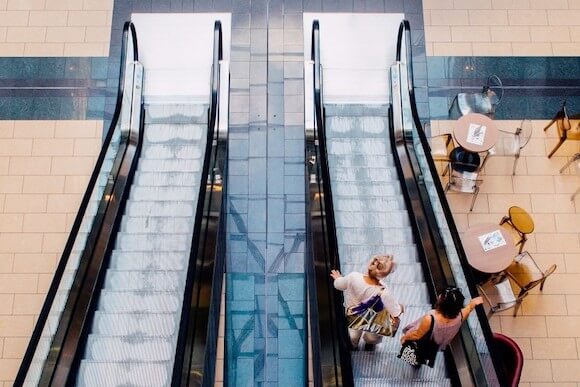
[548,138,565,158]
[469,186,480,212]
[571,186,580,202]
[560,153,580,173]
[512,154,520,175]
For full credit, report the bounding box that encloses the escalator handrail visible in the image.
[172,20,225,386]
[14,21,139,386]
[309,19,354,386]
[395,19,504,385]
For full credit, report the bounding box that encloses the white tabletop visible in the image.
[462,223,516,274]
[453,113,499,153]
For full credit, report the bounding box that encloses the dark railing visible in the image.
[14,21,143,386]
[392,20,504,386]
[172,20,227,386]
[306,20,353,387]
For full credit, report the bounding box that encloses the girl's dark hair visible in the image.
[435,287,465,319]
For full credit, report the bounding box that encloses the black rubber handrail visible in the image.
[172,20,227,386]
[14,21,139,387]
[394,20,505,386]
[306,20,353,387]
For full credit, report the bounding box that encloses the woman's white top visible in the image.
[333,272,402,317]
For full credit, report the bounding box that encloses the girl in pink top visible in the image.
[331,254,404,351]
[401,287,483,364]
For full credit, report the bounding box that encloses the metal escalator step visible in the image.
[334,197,406,212]
[103,270,184,292]
[91,312,177,337]
[98,291,181,313]
[139,159,202,173]
[78,361,170,387]
[330,167,396,182]
[114,233,190,251]
[126,201,195,217]
[129,186,198,201]
[120,217,192,234]
[326,116,389,137]
[141,144,203,160]
[335,211,410,228]
[109,251,187,271]
[134,171,200,187]
[145,103,208,124]
[351,352,448,381]
[324,104,390,117]
[354,378,452,387]
[333,182,401,197]
[328,154,395,168]
[144,124,205,142]
[84,335,174,362]
[387,284,430,306]
[327,138,390,156]
[336,227,413,245]
[339,244,418,264]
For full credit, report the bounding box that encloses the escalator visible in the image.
[306,20,504,386]
[15,20,227,387]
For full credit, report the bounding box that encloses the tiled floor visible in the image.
[432,118,580,385]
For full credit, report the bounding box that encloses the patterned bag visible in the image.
[345,292,397,337]
[398,315,439,368]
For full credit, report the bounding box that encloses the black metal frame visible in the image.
[14,21,141,387]
[305,20,353,387]
[393,19,505,386]
[172,20,228,386]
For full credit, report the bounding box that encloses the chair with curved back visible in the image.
[544,101,580,158]
[482,119,533,175]
[492,333,524,387]
[429,133,456,175]
[478,251,557,316]
[444,165,483,211]
[449,74,504,118]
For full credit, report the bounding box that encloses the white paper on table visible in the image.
[478,230,506,252]
[466,123,486,146]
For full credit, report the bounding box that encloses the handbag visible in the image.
[397,315,439,368]
[345,292,397,337]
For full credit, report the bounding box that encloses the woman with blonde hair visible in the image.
[330,254,404,351]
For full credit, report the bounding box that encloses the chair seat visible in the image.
[457,92,494,116]
[565,119,580,139]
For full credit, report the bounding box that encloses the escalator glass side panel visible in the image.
[15,23,140,387]
[398,61,500,386]
[394,20,502,385]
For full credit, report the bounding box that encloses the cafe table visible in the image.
[453,113,499,153]
[462,223,516,274]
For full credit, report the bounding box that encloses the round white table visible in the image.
[453,113,499,153]
[462,223,516,274]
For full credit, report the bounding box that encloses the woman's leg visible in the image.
[361,332,383,350]
[349,329,363,350]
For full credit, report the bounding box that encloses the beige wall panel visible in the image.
[0,120,101,384]
[425,1,580,55]
[0,0,112,56]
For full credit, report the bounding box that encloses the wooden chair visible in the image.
[500,206,534,254]
[544,102,580,158]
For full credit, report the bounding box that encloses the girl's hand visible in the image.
[330,270,342,280]
[471,296,484,306]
